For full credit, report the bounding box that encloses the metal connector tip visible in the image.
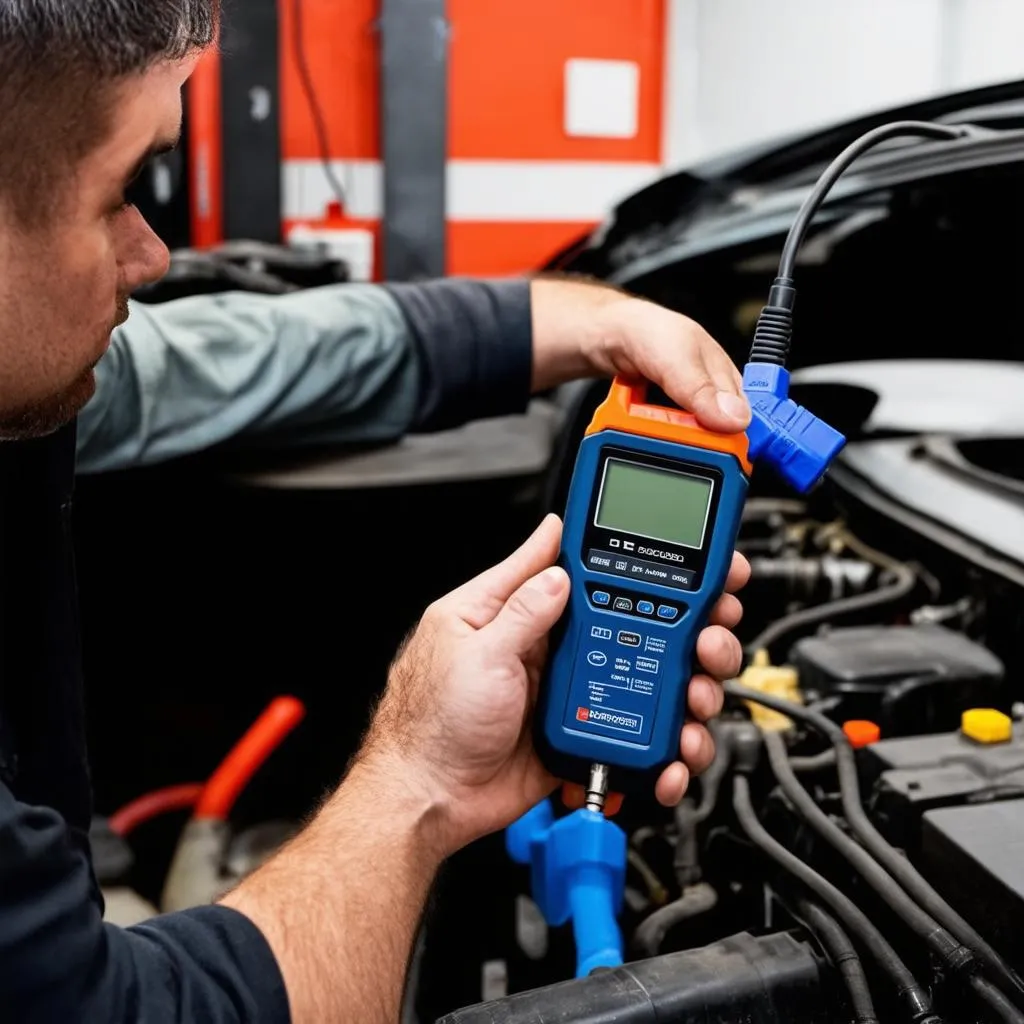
[585,763,610,813]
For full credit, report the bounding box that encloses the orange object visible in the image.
[586,377,754,475]
[108,783,204,837]
[843,720,881,749]
[560,781,624,817]
[186,47,224,248]
[194,696,307,821]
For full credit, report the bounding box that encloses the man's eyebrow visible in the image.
[124,126,182,185]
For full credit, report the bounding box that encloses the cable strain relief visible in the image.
[749,305,794,367]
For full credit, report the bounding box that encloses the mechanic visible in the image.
[0,4,751,1023]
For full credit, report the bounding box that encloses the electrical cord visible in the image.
[748,120,974,368]
[292,0,348,211]
[726,681,1024,1004]
[795,897,878,1024]
[972,975,1024,1024]
[762,731,995,1000]
[732,773,939,1023]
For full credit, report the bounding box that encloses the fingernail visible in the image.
[717,392,750,422]
[532,566,567,595]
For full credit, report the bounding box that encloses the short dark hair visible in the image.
[0,1,220,225]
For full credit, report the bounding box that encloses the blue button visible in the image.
[657,605,679,620]
[637,600,654,615]
[592,591,611,606]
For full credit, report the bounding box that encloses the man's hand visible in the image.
[530,276,751,434]
[360,513,749,857]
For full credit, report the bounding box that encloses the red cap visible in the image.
[843,720,880,748]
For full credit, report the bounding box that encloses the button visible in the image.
[591,626,612,640]
[587,651,608,667]
[637,600,654,615]
[617,631,641,647]
[636,656,659,674]
[657,605,679,620]
[961,708,1012,744]
[591,591,611,606]
[613,597,633,612]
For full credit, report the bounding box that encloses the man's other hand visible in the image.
[360,514,749,857]
[530,276,752,435]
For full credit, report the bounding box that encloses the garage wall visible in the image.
[663,0,1024,168]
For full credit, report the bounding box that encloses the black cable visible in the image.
[745,557,916,657]
[971,975,1024,1024]
[748,120,973,368]
[796,897,878,1024]
[632,882,717,958]
[732,774,939,1023]
[726,681,1024,1004]
[762,731,978,981]
[292,0,348,209]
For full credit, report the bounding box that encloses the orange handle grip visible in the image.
[587,376,752,474]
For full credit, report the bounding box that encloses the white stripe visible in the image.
[283,159,663,222]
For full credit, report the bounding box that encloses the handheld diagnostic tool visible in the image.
[534,378,753,796]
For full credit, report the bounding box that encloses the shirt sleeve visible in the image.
[76,277,534,474]
[0,784,290,1022]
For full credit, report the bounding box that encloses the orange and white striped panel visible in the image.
[278,0,668,278]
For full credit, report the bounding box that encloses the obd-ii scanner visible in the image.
[507,119,974,980]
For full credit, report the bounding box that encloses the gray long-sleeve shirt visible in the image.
[78,277,534,473]
[0,278,534,1024]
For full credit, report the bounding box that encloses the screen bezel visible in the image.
[593,457,715,551]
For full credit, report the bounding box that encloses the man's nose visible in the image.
[119,206,171,292]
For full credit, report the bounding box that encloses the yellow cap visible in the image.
[961,708,1012,744]
[740,649,801,732]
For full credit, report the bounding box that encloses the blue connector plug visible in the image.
[506,800,626,977]
[742,362,846,492]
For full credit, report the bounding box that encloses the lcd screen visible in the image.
[595,459,713,549]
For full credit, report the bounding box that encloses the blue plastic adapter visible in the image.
[742,361,846,492]
[506,799,626,977]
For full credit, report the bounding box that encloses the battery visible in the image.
[920,799,1024,969]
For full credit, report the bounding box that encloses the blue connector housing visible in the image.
[506,800,626,978]
[742,362,846,492]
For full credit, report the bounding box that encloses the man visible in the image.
[0,4,751,1022]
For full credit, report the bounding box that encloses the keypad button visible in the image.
[613,597,633,612]
[657,605,679,620]
[637,600,654,615]
[592,591,611,606]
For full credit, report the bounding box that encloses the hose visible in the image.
[732,774,939,1023]
[789,749,836,772]
[744,525,917,657]
[194,696,306,821]
[971,975,1024,1024]
[796,897,878,1024]
[108,783,203,837]
[762,731,978,980]
[632,882,717,958]
[727,681,1024,1004]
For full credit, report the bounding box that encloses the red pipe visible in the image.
[109,783,204,837]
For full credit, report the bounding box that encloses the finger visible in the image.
[726,551,752,594]
[686,674,725,722]
[680,722,716,775]
[705,346,745,399]
[654,761,690,807]
[708,593,743,629]
[696,625,743,680]
[483,564,570,658]
[445,514,563,627]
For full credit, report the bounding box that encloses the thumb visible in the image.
[483,565,570,657]
[661,337,749,434]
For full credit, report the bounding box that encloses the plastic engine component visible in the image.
[921,798,1024,969]
[506,800,626,978]
[860,724,1024,855]
[790,623,1004,733]
[435,931,826,1024]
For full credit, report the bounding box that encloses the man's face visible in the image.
[0,54,200,440]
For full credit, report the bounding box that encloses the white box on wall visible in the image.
[564,58,640,139]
